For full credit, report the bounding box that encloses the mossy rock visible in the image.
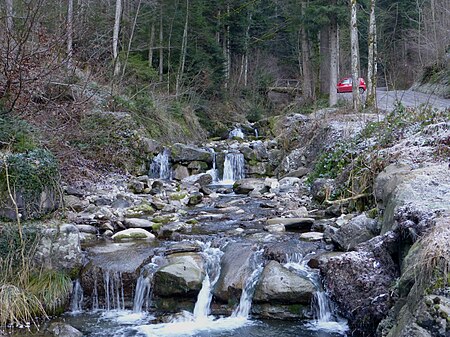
[169,192,187,201]
[0,149,60,220]
[152,215,177,224]
[124,202,155,217]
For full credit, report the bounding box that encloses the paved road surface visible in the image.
[339,89,450,111]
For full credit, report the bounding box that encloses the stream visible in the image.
[11,129,351,337]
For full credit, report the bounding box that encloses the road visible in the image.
[339,89,450,111]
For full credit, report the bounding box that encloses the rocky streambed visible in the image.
[3,109,450,337]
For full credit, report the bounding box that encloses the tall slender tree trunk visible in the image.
[319,26,330,94]
[350,0,361,110]
[300,1,313,100]
[6,0,14,34]
[366,0,377,107]
[223,2,231,89]
[67,0,74,68]
[112,0,122,78]
[238,11,251,87]
[329,4,338,107]
[176,0,189,96]
[121,0,142,81]
[148,22,155,67]
[159,9,164,82]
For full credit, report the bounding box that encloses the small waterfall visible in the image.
[205,148,219,183]
[284,253,348,332]
[133,275,151,313]
[133,256,164,313]
[149,149,171,180]
[254,128,259,138]
[193,243,224,319]
[90,270,126,311]
[70,279,84,313]
[103,270,125,311]
[232,250,264,318]
[222,152,245,183]
[228,127,244,139]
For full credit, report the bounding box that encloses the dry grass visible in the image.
[406,217,450,307]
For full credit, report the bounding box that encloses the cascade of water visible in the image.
[205,148,219,183]
[254,128,259,138]
[284,253,348,331]
[193,243,224,319]
[102,270,125,311]
[149,149,171,180]
[231,250,264,318]
[222,152,245,183]
[91,277,99,310]
[70,279,84,313]
[133,275,151,313]
[228,127,245,139]
[133,256,165,313]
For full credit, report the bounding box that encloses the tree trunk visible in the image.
[6,0,14,34]
[176,0,189,96]
[300,1,313,100]
[319,26,330,94]
[329,6,338,107]
[113,0,122,78]
[121,0,142,81]
[159,8,163,82]
[148,22,155,68]
[67,0,74,68]
[366,0,377,108]
[223,2,231,89]
[350,0,361,110]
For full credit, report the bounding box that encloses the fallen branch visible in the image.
[324,193,370,205]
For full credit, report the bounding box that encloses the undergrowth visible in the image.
[308,104,449,208]
[0,149,61,220]
[0,224,72,327]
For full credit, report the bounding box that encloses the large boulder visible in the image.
[80,241,155,309]
[374,163,450,234]
[233,178,268,195]
[171,143,212,164]
[325,213,377,251]
[34,224,83,273]
[213,242,257,302]
[320,247,398,336]
[153,253,204,297]
[112,228,155,240]
[254,260,315,304]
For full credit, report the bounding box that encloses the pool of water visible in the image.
[57,310,347,337]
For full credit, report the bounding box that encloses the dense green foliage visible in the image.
[0,115,37,152]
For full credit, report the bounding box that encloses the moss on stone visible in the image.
[169,192,187,201]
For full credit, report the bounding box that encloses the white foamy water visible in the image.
[284,253,349,334]
[136,316,251,337]
[99,309,154,325]
[136,247,264,337]
[221,152,245,184]
[228,127,245,139]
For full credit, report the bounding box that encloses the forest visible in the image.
[0,1,449,336]
[1,0,448,127]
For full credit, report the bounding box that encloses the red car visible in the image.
[337,77,366,94]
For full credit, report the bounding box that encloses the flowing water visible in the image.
[70,279,84,313]
[284,253,348,334]
[228,127,245,139]
[222,152,245,183]
[206,148,219,183]
[149,149,171,179]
